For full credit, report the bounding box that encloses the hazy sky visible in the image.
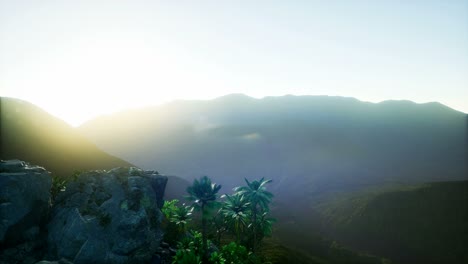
[1,0,467,126]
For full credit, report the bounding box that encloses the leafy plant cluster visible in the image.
[163,176,275,264]
[50,174,68,201]
[50,170,82,202]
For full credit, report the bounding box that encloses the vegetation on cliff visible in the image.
[163,175,391,264]
[163,175,274,263]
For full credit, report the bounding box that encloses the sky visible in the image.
[1,0,467,126]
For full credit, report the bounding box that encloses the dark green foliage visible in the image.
[208,252,226,264]
[211,208,229,245]
[71,170,82,180]
[51,170,83,203]
[170,175,394,264]
[253,212,275,242]
[174,235,262,264]
[235,178,274,211]
[234,178,274,251]
[186,176,222,209]
[173,249,202,264]
[162,199,193,239]
[221,194,250,242]
[162,199,180,219]
[186,176,222,260]
[173,231,204,264]
[220,242,262,264]
[162,200,190,244]
[50,174,68,202]
[171,176,275,263]
[170,204,193,230]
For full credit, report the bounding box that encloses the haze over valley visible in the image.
[1,1,467,263]
[1,95,467,263]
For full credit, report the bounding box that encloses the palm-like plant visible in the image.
[254,212,276,242]
[170,204,194,233]
[186,176,222,260]
[221,193,251,243]
[234,177,273,252]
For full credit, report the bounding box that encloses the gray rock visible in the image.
[35,259,73,264]
[47,167,168,264]
[0,159,26,172]
[0,160,51,245]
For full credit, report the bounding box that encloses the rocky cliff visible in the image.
[0,160,51,263]
[0,160,169,264]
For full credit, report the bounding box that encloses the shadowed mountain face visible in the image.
[316,181,468,264]
[79,94,467,193]
[0,97,133,176]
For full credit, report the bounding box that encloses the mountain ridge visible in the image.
[0,97,134,176]
[78,94,467,188]
[79,94,466,128]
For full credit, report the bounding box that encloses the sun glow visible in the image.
[1,1,467,126]
[4,37,230,126]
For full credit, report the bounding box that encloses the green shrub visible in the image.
[162,199,179,218]
[221,242,262,264]
[51,174,68,202]
[173,231,204,264]
[163,199,194,244]
[172,249,202,264]
[209,251,226,264]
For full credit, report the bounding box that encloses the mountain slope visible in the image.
[79,94,467,190]
[0,97,133,176]
[78,94,467,261]
[316,181,468,264]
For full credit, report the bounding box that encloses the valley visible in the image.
[1,95,466,263]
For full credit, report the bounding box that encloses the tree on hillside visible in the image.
[211,208,229,246]
[234,177,273,252]
[221,193,251,243]
[254,212,275,243]
[186,176,222,261]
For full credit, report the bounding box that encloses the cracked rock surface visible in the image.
[47,167,167,264]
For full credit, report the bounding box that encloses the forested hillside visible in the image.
[316,181,468,263]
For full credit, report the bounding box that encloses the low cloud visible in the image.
[242,133,261,140]
[193,116,218,133]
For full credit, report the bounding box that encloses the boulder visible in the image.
[35,258,73,264]
[0,160,51,246]
[47,167,168,264]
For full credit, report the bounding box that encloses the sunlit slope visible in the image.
[0,97,133,176]
[79,94,467,190]
[316,181,468,264]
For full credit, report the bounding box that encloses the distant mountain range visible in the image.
[78,94,467,192]
[0,97,133,176]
